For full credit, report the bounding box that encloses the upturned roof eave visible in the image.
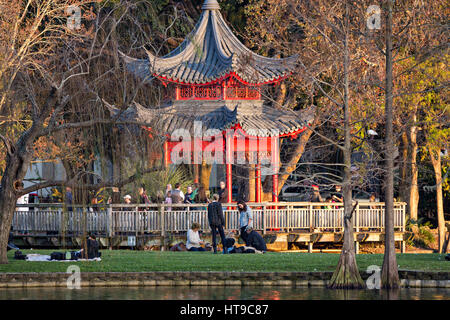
[122,4,297,86]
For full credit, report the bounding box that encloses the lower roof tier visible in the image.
[107,100,315,138]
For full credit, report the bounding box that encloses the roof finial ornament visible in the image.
[202,0,221,10]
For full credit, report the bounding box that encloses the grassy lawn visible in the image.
[1,250,449,273]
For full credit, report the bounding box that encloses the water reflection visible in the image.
[0,286,448,300]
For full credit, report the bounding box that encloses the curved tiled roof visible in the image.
[121,0,297,85]
[109,100,315,138]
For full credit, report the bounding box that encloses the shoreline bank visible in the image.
[1,270,449,288]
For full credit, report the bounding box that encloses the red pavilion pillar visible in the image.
[164,139,170,168]
[256,159,262,203]
[194,165,199,183]
[226,164,232,203]
[271,136,280,204]
[225,130,233,204]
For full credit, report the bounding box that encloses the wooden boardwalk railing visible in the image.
[12,202,406,236]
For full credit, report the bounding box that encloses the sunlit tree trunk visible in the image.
[407,119,419,221]
[428,146,446,253]
[381,0,400,288]
[200,161,212,192]
[329,9,364,288]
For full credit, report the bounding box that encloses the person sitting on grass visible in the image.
[245,227,267,252]
[186,222,206,252]
[75,233,101,259]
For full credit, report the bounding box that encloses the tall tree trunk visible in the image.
[260,120,317,201]
[407,118,419,221]
[329,11,364,288]
[399,131,409,205]
[200,161,212,192]
[277,119,318,191]
[0,163,20,264]
[381,0,400,288]
[399,127,419,221]
[428,146,446,253]
[0,89,58,264]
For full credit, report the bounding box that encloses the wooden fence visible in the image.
[11,202,406,236]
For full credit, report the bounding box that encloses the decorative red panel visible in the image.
[175,75,261,101]
[225,85,260,100]
[178,85,223,100]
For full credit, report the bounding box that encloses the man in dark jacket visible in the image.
[80,234,100,259]
[245,228,267,252]
[207,194,227,253]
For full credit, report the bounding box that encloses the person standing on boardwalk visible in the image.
[207,194,227,254]
[65,186,73,211]
[218,180,228,204]
[171,183,184,203]
[184,186,194,204]
[139,186,151,205]
[194,183,210,210]
[331,185,343,203]
[237,200,253,245]
[164,191,172,212]
[191,183,199,202]
[310,185,323,210]
[165,184,172,197]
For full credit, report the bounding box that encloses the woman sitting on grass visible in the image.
[186,222,206,252]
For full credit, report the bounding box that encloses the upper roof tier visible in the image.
[121,0,297,85]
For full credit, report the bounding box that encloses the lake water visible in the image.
[0,286,448,300]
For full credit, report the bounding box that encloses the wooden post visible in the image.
[108,204,113,250]
[135,206,139,242]
[309,204,313,232]
[308,242,313,253]
[355,202,360,233]
[401,241,406,253]
[355,241,360,254]
[402,203,406,232]
[262,204,266,235]
[160,204,166,251]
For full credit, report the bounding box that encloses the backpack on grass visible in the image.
[14,250,27,260]
[50,252,65,261]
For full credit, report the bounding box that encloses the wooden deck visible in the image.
[11,202,407,253]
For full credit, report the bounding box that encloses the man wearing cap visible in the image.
[122,194,132,211]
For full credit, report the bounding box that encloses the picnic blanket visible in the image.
[26,254,101,262]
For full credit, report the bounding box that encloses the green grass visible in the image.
[1,250,449,273]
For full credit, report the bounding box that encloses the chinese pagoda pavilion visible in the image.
[119,0,314,203]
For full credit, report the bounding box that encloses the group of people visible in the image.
[163,180,230,209]
[310,185,379,209]
[118,180,230,209]
[185,196,266,254]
